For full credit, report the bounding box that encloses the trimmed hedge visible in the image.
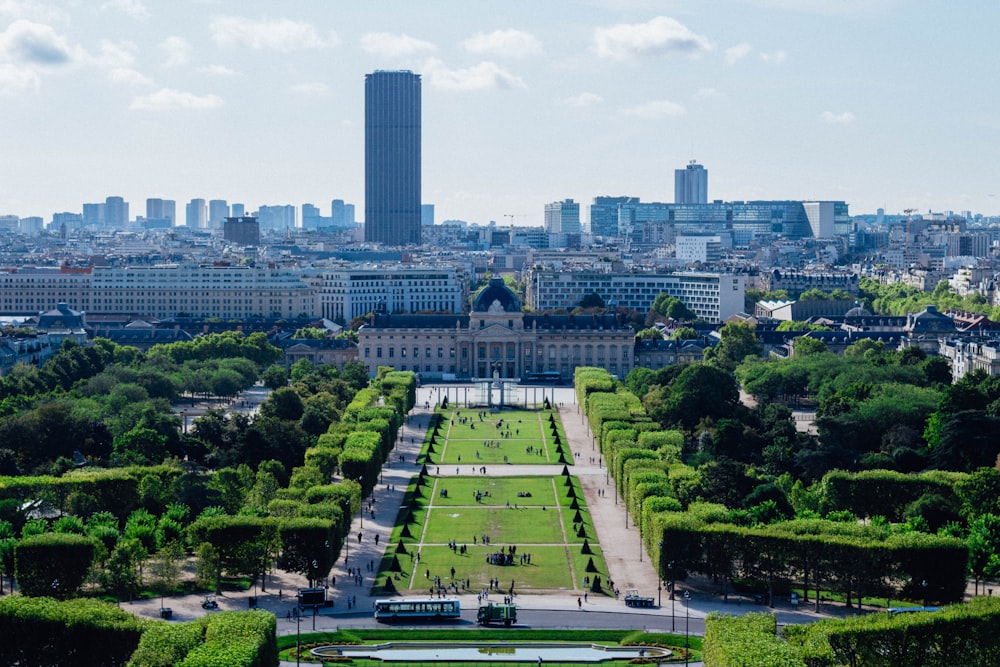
[15,532,96,599]
[704,612,805,667]
[0,596,146,667]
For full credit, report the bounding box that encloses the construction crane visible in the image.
[903,208,917,248]
[503,214,526,225]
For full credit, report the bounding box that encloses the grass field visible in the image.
[425,408,572,466]
[375,407,609,596]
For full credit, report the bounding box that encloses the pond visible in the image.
[312,641,670,663]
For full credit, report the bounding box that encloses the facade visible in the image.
[589,196,638,236]
[315,265,467,323]
[186,199,207,228]
[146,198,176,226]
[208,200,230,229]
[0,265,314,319]
[544,199,581,235]
[760,269,859,298]
[223,216,260,246]
[676,235,723,264]
[256,205,296,231]
[365,70,422,246]
[104,196,129,228]
[527,269,745,323]
[939,338,1000,382]
[674,162,708,204]
[357,277,636,381]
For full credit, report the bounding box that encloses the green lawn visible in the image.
[427,408,572,465]
[375,408,608,595]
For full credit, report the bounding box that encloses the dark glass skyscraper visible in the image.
[365,70,421,246]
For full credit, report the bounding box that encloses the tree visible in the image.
[646,363,739,430]
[149,540,184,602]
[793,336,828,357]
[705,322,762,371]
[260,364,288,390]
[260,387,304,421]
[16,533,96,599]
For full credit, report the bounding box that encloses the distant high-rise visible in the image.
[674,161,708,204]
[421,204,434,227]
[208,200,230,229]
[186,199,207,228]
[544,199,581,234]
[365,70,421,246]
[589,196,639,236]
[223,216,260,246]
[146,198,176,226]
[105,196,129,228]
[231,203,245,218]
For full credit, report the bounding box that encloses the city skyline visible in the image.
[1,1,999,226]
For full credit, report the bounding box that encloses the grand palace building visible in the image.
[357,277,636,381]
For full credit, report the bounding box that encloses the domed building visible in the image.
[357,276,636,381]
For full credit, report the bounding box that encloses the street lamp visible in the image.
[684,591,691,667]
[295,605,302,667]
[359,476,364,529]
[639,497,643,562]
[624,477,629,529]
[658,541,663,609]
[669,561,676,633]
[922,579,928,608]
[341,500,350,565]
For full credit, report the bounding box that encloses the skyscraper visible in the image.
[544,199,581,234]
[674,161,708,204]
[365,70,421,246]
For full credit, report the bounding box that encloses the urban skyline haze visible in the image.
[1,0,998,226]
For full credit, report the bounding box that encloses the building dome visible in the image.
[473,277,521,313]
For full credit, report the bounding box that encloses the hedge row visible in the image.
[0,596,147,667]
[654,511,968,607]
[704,612,804,667]
[128,610,277,667]
[783,595,1000,666]
[818,468,966,521]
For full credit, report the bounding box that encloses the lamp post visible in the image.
[624,477,629,529]
[342,500,350,565]
[295,605,302,667]
[669,561,676,633]
[638,497,643,562]
[359,476,364,529]
[922,579,928,608]
[658,541,663,609]
[684,591,691,667]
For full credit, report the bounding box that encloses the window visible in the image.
[377,347,383,358]
[364,347,370,358]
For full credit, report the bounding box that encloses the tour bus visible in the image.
[373,598,461,622]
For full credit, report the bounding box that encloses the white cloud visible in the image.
[108,67,152,86]
[360,32,436,59]
[0,62,39,94]
[0,19,75,66]
[423,58,525,91]
[563,91,603,108]
[760,50,787,63]
[821,110,856,124]
[199,64,238,76]
[160,36,190,68]
[725,42,752,65]
[461,29,542,58]
[210,16,334,52]
[621,99,685,119]
[100,0,149,20]
[594,16,712,60]
[130,88,223,111]
[289,81,329,96]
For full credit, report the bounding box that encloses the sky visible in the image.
[1,0,999,227]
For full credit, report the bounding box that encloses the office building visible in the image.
[208,200,230,229]
[676,234,724,264]
[675,161,708,204]
[422,204,434,227]
[365,70,422,246]
[315,265,467,323]
[223,216,260,246]
[589,196,638,236]
[232,203,245,218]
[104,196,129,228]
[544,199,581,235]
[146,198,176,226]
[527,269,745,323]
[186,199,207,228]
[256,205,296,231]
[82,203,104,228]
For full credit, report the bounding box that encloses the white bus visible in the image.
[374,598,461,622]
